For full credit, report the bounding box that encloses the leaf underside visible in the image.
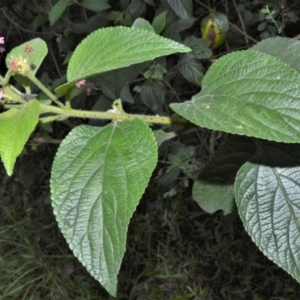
[235,142,300,283]
[50,119,157,296]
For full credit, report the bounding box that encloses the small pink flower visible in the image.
[86,86,92,95]
[0,37,5,53]
[75,79,86,88]
[0,90,3,100]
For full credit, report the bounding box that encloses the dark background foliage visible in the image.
[1,0,300,299]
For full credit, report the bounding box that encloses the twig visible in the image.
[281,0,286,36]
[232,0,249,45]
[163,78,181,103]
[49,46,62,77]
[1,8,54,35]
[227,22,258,44]
[31,137,62,144]
[209,130,216,155]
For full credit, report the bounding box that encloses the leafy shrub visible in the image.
[1,0,300,297]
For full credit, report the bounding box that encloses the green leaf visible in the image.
[158,165,181,186]
[2,85,29,104]
[235,142,300,283]
[177,53,203,86]
[31,14,48,31]
[120,85,134,103]
[139,81,165,114]
[86,12,109,33]
[50,119,157,296]
[193,135,255,214]
[252,37,300,73]
[82,0,110,12]
[153,129,168,146]
[120,0,130,10]
[95,62,149,101]
[144,0,154,5]
[5,38,48,86]
[201,12,229,49]
[55,24,185,95]
[0,100,40,176]
[183,36,212,59]
[167,18,196,32]
[130,0,146,18]
[49,0,68,27]
[168,145,200,179]
[170,50,300,143]
[152,10,167,34]
[167,0,193,19]
[257,21,267,31]
[163,29,182,43]
[67,26,190,83]
[143,59,166,80]
[132,18,154,32]
[153,129,181,147]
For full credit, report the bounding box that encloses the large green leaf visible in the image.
[56,26,190,94]
[50,119,157,296]
[193,135,255,214]
[67,26,190,83]
[170,50,300,143]
[235,142,300,283]
[0,100,40,176]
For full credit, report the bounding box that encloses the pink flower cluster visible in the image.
[0,37,5,53]
[75,79,93,95]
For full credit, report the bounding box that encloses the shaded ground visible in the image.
[0,144,299,299]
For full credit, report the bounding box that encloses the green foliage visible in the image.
[2,0,300,298]
[56,26,190,94]
[235,142,300,283]
[67,27,189,82]
[0,100,40,176]
[82,0,111,13]
[5,38,48,86]
[48,0,68,27]
[170,46,300,143]
[152,10,167,34]
[171,36,300,284]
[201,11,229,49]
[51,119,157,296]
[193,135,256,214]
